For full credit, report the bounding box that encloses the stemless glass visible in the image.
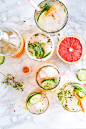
[26,91,49,115]
[57,81,86,112]
[25,32,54,62]
[34,0,68,33]
[0,26,25,58]
[34,62,61,90]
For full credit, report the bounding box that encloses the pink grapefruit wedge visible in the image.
[56,35,85,64]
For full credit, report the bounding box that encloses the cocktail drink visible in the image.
[58,81,86,113]
[34,0,68,33]
[34,62,60,90]
[25,32,54,61]
[0,26,25,57]
[26,91,49,114]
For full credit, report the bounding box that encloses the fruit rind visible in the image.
[56,35,85,65]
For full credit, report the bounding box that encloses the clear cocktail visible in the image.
[26,91,49,114]
[34,62,61,90]
[58,81,86,113]
[25,32,54,61]
[34,0,68,33]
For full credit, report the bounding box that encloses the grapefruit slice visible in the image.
[56,35,85,64]
[45,6,58,16]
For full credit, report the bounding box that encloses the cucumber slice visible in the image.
[43,52,51,58]
[28,44,37,56]
[34,44,41,58]
[40,45,45,58]
[27,93,42,105]
[76,69,86,81]
[41,79,56,89]
[0,55,5,65]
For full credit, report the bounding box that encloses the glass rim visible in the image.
[58,81,86,112]
[35,63,61,90]
[26,91,49,115]
[25,32,55,62]
[34,0,69,34]
[0,25,23,57]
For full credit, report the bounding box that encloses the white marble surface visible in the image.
[0,0,86,129]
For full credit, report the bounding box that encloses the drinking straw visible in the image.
[56,70,69,78]
[27,0,41,11]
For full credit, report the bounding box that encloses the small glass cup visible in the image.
[57,81,86,112]
[34,62,61,90]
[34,0,68,33]
[25,32,54,62]
[26,91,49,115]
[0,26,25,58]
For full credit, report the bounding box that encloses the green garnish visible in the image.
[47,39,51,43]
[43,52,51,58]
[52,15,54,17]
[37,26,41,29]
[59,1,63,6]
[2,74,24,91]
[37,3,51,21]
[35,34,39,37]
[41,43,46,45]
[64,104,69,110]
[23,21,25,22]
[63,9,66,12]
[71,84,86,96]
[57,38,59,41]
[53,18,55,20]
[40,109,41,112]
[58,33,60,36]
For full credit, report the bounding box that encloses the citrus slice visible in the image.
[38,11,47,22]
[75,94,85,113]
[56,35,85,64]
[45,6,58,16]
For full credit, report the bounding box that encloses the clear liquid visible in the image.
[35,0,68,33]
[0,28,23,56]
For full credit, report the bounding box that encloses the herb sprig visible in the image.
[2,74,24,91]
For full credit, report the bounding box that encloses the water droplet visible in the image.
[20,110,24,113]
[80,7,83,12]
[2,16,7,21]
[12,116,18,123]
[17,1,21,5]
[26,116,31,120]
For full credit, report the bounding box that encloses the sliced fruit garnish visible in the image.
[45,6,58,16]
[75,94,85,113]
[38,11,47,23]
[41,78,57,90]
[37,4,51,22]
[27,93,42,105]
[28,44,37,56]
[0,55,5,65]
[57,35,85,64]
[76,69,86,81]
[34,44,41,58]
